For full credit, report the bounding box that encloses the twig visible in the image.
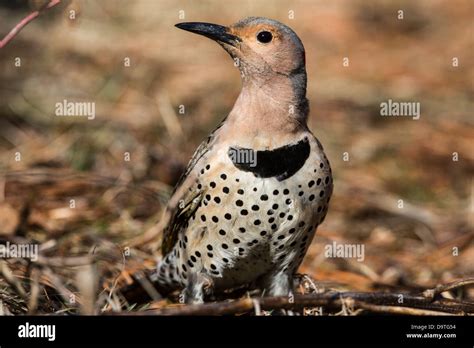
[422,278,474,300]
[43,267,78,307]
[0,288,26,314]
[0,260,27,300]
[35,255,93,267]
[134,272,162,302]
[0,175,5,202]
[155,92,184,139]
[27,267,41,314]
[0,0,62,49]
[113,289,474,316]
[75,264,97,315]
[252,298,261,316]
[356,302,455,316]
[119,271,474,315]
[2,169,166,206]
[102,247,127,312]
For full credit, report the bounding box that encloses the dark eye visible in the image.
[257,31,273,43]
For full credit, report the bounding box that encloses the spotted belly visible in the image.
[158,138,333,292]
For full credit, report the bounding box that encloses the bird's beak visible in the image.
[175,22,241,47]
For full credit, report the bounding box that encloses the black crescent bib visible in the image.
[228,137,310,181]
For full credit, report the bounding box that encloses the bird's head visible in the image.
[175,17,306,80]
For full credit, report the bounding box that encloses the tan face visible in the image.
[227,22,306,76]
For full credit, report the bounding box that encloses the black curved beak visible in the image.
[175,22,241,47]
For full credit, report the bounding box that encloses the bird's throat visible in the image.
[228,71,309,135]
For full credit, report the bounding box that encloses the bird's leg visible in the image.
[260,270,294,297]
[259,270,296,315]
[183,273,214,304]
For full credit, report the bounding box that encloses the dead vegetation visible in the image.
[0,0,472,315]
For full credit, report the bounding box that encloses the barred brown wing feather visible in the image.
[161,117,226,254]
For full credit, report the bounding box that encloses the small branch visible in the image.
[43,267,77,307]
[35,255,93,268]
[356,302,455,316]
[134,298,255,316]
[0,0,61,49]
[117,273,474,315]
[75,264,98,315]
[0,260,27,300]
[134,272,162,302]
[112,290,474,316]
[422,278,474,300]
[27,267,41,314]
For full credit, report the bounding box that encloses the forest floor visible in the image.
[0,0,472,315]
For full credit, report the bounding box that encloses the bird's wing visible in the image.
[161,117,226,255]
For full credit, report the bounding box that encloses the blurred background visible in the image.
[0,0,472,313]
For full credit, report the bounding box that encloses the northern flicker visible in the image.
[155,17,333,303]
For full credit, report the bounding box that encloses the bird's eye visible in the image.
[256,31,273,43]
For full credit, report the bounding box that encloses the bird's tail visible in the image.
[119,254,181,304]
[152,251,182,294]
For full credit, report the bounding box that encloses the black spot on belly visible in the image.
[228,137,310,181]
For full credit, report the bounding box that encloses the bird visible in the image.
[154,17,333,303]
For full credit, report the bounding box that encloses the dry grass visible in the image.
[0,0,472,315]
